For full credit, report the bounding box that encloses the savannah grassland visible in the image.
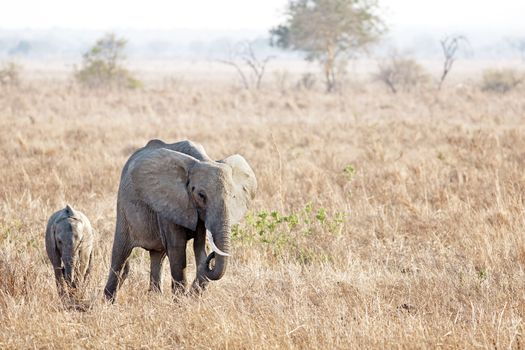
[1,65,525,349]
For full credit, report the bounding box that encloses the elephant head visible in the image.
[50,205,86,287]
[131,148,257,281]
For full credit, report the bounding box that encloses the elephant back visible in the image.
[117,139,211,202]
[163,140,210,161]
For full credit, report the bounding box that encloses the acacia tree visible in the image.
[270,0,385,92]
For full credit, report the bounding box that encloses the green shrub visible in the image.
[481,69,522,93]
[75,33,141,89]
[343,164,356,181]
[0,62,21,87]
[232,204,346,265]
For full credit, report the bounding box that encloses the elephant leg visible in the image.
[104,246,132,301]
[72,270,81,291]
[149,250,166,292]
[83,251,94,286]
[191,220,209,295]
[119,260,131,287]
[168,247,187,295]
[53,266,67,298]
[104,222,133,302]
[159,218,187,295]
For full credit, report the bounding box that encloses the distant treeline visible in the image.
[0,28,523,60]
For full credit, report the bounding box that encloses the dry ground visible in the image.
[1,74,525,349]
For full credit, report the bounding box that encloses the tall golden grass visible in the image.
[1,75,525,348]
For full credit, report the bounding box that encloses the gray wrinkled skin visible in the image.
[45,205,94,298]
[104,139,257,302]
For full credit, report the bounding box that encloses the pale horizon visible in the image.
[1,0,524,35]
[1,0,524,61]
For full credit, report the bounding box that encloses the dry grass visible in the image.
[1,74,525,349]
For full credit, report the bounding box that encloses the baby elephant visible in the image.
[45,204,94,297]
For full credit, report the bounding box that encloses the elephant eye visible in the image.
[198,192,206,202]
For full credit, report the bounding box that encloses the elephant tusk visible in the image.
[206,230,230,257]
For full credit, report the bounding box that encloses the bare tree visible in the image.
[218,56,250,90]
[438,35,468,90]
[218,41,274,90]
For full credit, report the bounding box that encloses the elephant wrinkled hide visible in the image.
[103,139,257,302]
[45,204,94,299]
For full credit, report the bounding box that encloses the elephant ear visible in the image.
[131,148,199,231]
[45,216,61,268]
[221,154,257,224]
[65,204,76,217]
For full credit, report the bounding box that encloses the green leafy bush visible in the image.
[75,33,141,89]
[232,204,346,265]
[343,164,356,181]
[0,62,21,87]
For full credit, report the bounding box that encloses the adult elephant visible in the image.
[104,139,256,301]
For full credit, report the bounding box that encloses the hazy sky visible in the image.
[1,0,524,33]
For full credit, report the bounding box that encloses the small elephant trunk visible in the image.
[63,255,76,288]
[203,225,230,281]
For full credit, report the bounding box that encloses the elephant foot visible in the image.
[171,281,187,296]
[189,278,209,296]
[148,287,162,294]
[103,288,117,303]
[148,282,162,293]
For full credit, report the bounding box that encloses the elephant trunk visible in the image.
[203,223,230,281]
[63,254,77,288]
